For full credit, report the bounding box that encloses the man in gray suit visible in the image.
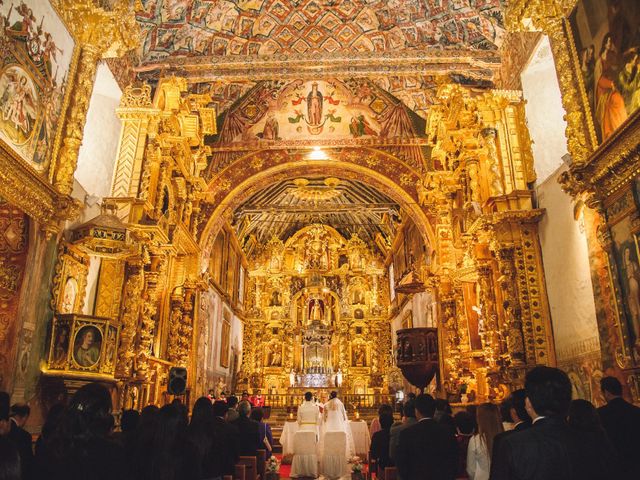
[389,399,417,471]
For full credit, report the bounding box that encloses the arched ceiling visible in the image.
[232,176,401,256]
[136,0,506,60]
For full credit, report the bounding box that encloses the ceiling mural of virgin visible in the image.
[136,0,505,60]
[203,77,432,176]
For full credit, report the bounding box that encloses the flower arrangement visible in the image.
[349,456,363,473]
[266,457,280,473]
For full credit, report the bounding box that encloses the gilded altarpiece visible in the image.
[239,224,390,395]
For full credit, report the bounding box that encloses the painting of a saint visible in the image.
[621,245,640,348]
[260,114,279,140]
[270,290,281,306]
[352,288,365,305]
[0,66,37,143]
[307,82,323,126]
[349,114,377,137]
[52,325,69,365]
[60,277,78,314]
[73,326,101,368]
[220,317,231,368]
[268,344,282,366]
[570,0,640,143]
[352,345,366,366]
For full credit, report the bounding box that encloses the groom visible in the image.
[297,391,321,438]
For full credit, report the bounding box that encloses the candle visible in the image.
[355,411,360,420]
[289,412,293,420]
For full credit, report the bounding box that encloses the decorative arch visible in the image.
[199,149,435,267]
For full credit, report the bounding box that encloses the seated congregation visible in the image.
[0,366,638,480]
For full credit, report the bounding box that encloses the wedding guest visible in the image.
[389,400,417,465]
[454,411,475,479]
[491,366,619,480]
[225,395,239,422]
[129,403,200,480]
[7,404,32,479]
[250,407,273,458]
[212,400,239,476]
[467,403,503,480]
[0,436,20,480]
[597,376,640,475]
[490,388,531,474]
[370,412,394,476]
[435,398,456,436]
[396,393,458,480]
[189,397,227,479]
[232,400,260,457]
[37,383,126,480]
[370,403,393,437]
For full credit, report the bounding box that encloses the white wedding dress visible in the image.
[319,397,355,458]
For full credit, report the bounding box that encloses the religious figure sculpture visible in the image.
[310,299,323,322]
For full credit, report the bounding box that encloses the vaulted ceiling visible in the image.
[232,177,401,256]
[136,0,506,60]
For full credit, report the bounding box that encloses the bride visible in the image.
[320,391,355,458]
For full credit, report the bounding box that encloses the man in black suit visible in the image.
[232,399,261,457]
[597,376,640,475]
[490,388,530,475]
[490,366,618,480]
[395,393,458,480]
[213,399,240,475]
[8,404,33,478]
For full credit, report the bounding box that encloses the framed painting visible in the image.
[568,0,640,144]
[0,1,76,177]
[219,312,231,368]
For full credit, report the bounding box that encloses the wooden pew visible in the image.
[234,463,246,480]
[384,466,398,480]
[256,450,266,479]
[238,456,258,480]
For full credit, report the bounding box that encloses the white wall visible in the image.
[75,62,122,199]
[521,36,601,369]
[521,36,568,183]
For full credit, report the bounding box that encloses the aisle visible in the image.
[275,454,367,480]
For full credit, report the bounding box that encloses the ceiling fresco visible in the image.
[203,77,432,177]
[136,0,505,60]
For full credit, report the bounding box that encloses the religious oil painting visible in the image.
[220,313,231,368]
[72,325,102,369]
[0,1,74,174]
[609,202,640,364]
[569,0,640,143]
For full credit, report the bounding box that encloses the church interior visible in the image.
[1,0,640,467]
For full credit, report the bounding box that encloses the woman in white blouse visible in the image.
[467,402,504,480]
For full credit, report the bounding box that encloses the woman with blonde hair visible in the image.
[467,402,504,480]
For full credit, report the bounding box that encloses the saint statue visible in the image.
[310,299,323,322]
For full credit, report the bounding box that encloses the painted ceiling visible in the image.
[232,176,400,255]
[136,0,505,60]
[202,77,436,177]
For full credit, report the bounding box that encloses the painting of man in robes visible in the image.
[307,82,323,126]
[570,0,640,142]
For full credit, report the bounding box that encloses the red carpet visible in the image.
[274,454,370,479]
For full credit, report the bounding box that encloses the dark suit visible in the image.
[389,417,417,463]
[597,397,640,475]
[489,420,531,477]
[232,415,261,457]
[490,416,619,480]
[395,418,458,480]
[213,416,240,475]
[8,419,33,479]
